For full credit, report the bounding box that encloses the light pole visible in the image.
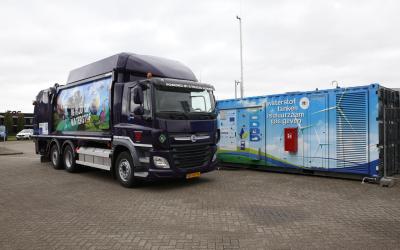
[236,15,244,98]
[234,80,240,99]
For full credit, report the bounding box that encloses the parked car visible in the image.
[0,125,7,141]
[16,129,33,140]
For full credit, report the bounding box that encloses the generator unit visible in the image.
[217,84,400,179]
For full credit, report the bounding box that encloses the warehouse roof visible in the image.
[67,52,197,84]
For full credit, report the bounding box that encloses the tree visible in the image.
[4,111,13,134]
[17,112,25,132]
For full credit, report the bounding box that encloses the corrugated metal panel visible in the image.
[336,91,368,168]
[378,87,400,176]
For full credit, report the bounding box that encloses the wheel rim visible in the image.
[118,159,131,182]
[65,150,72,169]
[52,149,58,165]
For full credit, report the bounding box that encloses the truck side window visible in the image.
[130,86,151,116]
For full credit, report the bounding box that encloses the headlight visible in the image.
[212,152,217,162]
[153,156,170,169]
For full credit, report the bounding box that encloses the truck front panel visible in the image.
[113,78,218,179]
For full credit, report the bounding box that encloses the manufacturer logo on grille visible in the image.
[159,134,167,143]
[190,134,197,142]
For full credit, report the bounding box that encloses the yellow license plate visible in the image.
[186,172,201,179]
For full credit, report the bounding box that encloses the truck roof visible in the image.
[67,52,198,84]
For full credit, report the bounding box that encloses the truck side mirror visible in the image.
[134,106,144,116]
[133,87,144,104]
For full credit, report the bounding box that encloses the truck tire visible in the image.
[50,144,63,169]
[63,144,78,173]
[115,151,136,188]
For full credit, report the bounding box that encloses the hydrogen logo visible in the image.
[299,97,310,110]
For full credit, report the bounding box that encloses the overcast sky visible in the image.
[1,0,400,112]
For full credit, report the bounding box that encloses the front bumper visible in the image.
[143,144,218,179]
[16,135,30,139]
[147,159,218,179]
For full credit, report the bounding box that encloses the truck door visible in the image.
[120,82,153,145]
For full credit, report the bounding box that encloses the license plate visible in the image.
[186,172,201,179]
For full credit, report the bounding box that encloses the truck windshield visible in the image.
[0,126,5,132]
[155,86,215,118]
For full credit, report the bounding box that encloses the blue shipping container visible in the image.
[217,84,400,178]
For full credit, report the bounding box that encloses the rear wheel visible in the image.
[63,145,78,173]
[115,151,136,188]
[50,144,63,169]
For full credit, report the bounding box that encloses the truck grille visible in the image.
[172,143,211,168]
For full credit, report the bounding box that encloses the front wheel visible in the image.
[63,145,78,173]
[115,151,136,188]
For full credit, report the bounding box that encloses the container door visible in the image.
[303,94,329,169]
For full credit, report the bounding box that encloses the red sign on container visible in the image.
[284,127,298,153]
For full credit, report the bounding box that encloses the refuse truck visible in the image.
[33,52,219,187]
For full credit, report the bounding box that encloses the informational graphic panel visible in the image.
[237,109,248,151]
[249,109,261,143]
[218,109,237,150]
[247,107,263,160]
[265,96,308,167]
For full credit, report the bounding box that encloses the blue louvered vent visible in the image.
[336,91,368,168]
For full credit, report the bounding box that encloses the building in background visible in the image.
[0,111,34,133]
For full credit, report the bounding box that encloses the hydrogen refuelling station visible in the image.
[217,84,400,183]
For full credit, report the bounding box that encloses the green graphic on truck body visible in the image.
[54,76,112,132]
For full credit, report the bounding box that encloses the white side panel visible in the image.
[39,123,48,135]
